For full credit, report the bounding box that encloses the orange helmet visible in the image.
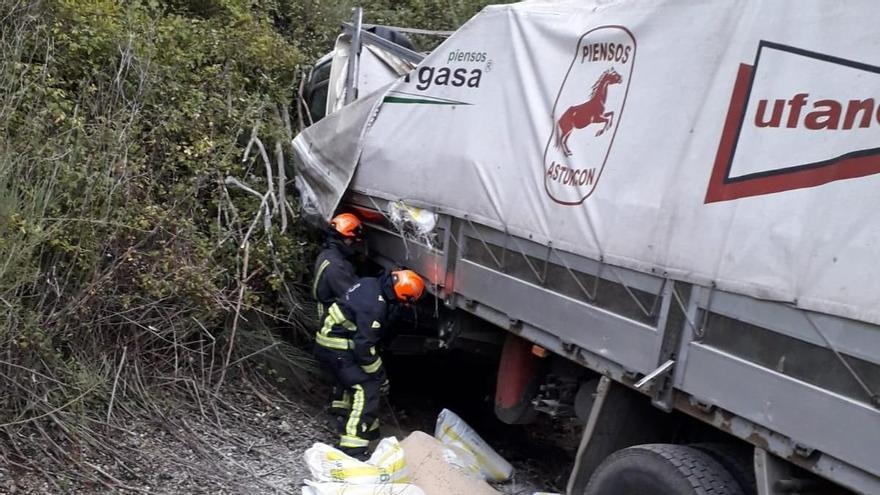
[392,270,425,303]
[330,213,363,239]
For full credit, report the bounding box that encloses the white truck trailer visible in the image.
[293,2,880,494]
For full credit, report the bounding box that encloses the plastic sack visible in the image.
[441,443,483,479]
[304,437,409,484]
[302,481,426,495]
[388,201,438,245]
[434,409,514,482]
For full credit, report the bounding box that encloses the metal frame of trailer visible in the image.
[345,193,880,495]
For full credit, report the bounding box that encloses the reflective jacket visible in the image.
[312,237,358,317]
[316,275,397,377]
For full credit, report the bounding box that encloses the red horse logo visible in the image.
[555,68,623,156]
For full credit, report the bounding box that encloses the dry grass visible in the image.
[0,1,318,489]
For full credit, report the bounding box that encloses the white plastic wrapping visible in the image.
[388,201,439,247]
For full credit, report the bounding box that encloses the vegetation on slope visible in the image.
[0,0,504,488]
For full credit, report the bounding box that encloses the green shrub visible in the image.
[0,0,505,482]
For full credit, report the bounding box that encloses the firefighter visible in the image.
[314,269,426,458]
[312,213,364,426]
[312,213,363,319]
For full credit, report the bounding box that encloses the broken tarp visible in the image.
[292,86,386,224]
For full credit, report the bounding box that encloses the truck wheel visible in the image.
[584,444,745,495]
[691,443,757,495]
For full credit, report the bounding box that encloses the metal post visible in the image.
[344,7,363,105]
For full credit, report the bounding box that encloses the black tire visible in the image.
[691,443,757,495]
[585,444,746,495]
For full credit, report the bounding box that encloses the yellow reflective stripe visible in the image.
[329,303,345,321]
[371,320,381,329]
[316,305,356,350]
[315,333,353,350]
[317,303,325,320]
[361,357,383,374]
[329,304,356,331]
[346,385,365,438]
[312,259,331,300]
[339,435,369,448]
[320,311,335,336]
[332,391,352,409]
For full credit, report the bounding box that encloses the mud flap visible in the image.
[566,377,676,494]
[494,333,542,425]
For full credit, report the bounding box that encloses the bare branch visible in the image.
[224,176,263,199]
[242,124,259,163]
[0,383,100,428]
[275,140,288,233]
[252,136,278,213]
[106,346,127,422]
[215,241,250,395]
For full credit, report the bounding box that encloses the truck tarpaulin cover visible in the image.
[293,0,880,325]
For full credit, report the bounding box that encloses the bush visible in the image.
[0,0,505,485]
[0,0,313,478]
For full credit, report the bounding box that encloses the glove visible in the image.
[379,379,391,397]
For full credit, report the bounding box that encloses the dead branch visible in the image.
[242,124,258,164]
[275,140,287,233]
[224,176,263,200]
[106,346,127,422]
[252,136,279,213]
[226,342,280,369]
[214,241,249,395]
[85,461,152,494]
[294,76,306,130]
[0,383,100,429]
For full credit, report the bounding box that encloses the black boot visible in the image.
[339,446,370,461]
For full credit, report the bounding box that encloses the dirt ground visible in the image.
[1,386,328,494]
[0,379,570,494]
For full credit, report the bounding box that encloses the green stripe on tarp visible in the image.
[383,96,470,105]
[388,90,468,104]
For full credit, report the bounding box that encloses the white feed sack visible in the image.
[434,409,514,482]
[302,481,427,495]
[304,437,409,484]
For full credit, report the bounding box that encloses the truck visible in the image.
[293,2,880,494]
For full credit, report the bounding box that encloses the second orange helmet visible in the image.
[392,270,425,303]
